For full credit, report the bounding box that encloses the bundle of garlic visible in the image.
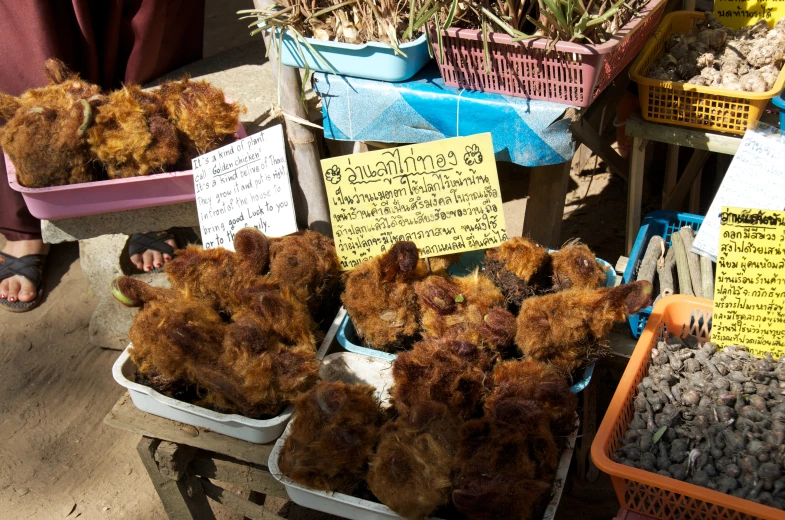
[647,14,785,92]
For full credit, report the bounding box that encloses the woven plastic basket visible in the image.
[592,295,785,520]
[630,11,785,134]
[427,0,665,107]
[622,210,704,338]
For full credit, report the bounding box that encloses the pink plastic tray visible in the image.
[5,123,246,220]
[428,0,665,106]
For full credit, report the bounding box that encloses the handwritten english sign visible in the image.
[191,124,297,250]
[321,133,508,269]
[714,0,782,29]
[712,207,785,358]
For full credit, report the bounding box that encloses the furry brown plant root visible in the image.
[278,381,382,493]
[482,237,553,311]
[486,359,577,436]
[392,339,494,420]
[452,402,558,520]
[196,310,319,417]
[416,271,516,350]
[367,401,461,519]
[113,276,227,382]
[341,241,423,352]
[550,241,608,291]
[268,230,342,326]
[88,85,180,178]
[0,59,101,187]
[158,77,241,157]
[516,281,653,374]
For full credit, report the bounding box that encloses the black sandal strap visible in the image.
[0,252,46,287]
[129,231,177,257]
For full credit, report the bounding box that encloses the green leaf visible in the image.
[444,0,460,29]
[480,6,520,37]
[290,27,337,74]
[455,294,465,303]
[407,0,416,41]
[653,425,667,444]
[541,0,568,28]
[307,0,358,20]
[481,16,491,74]
[435,17,445,65]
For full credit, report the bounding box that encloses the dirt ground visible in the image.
[0,2,647,519]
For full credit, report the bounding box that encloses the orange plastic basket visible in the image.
[592,295,785,520]
[630,11,785,135]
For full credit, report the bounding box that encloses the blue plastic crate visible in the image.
[622,210,705,339]
[336,250,616,393]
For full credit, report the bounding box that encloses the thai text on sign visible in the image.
[191,124,297,250]
[711,207,785,358]
[321,133,508,269]
[714,0,782,29]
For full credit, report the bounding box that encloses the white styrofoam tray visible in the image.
[112,307,346,444]
[268,351,579,520]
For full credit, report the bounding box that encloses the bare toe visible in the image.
[150,251,164,269]
[0,278,8,299]
[142,250,155,271]
[6,278,21,303]
[17,277,37,303]
[130,253,144,271]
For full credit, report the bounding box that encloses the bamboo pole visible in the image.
[678,227,702,299]
[701,255,714,300]
[671,232,694,297]
[254,0,333,237]
[656,247,675,298]
[636,235,664,284]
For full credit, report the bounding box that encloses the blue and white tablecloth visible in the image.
[313,63,576,167]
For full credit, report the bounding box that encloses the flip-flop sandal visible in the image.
[0,252,46,313]
[129,228,199,274]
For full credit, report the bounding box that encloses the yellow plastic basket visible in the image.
[630,11,785,134]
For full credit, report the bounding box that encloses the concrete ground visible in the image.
[0,1,641,518]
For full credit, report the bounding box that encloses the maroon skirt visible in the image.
[0,0,205,240]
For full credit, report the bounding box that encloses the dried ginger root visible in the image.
[648,13,784,92]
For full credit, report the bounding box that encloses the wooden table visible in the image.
[623,112,745,254]
[104,394,287,520]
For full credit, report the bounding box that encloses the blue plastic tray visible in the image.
[622,210,705,338]
[269,28,432,82]
[337,250,616,393]
[772,87,785,129]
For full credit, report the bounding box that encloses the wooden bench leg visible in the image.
[522,161,571,249]
[626,137,648,254]
[137,437,216,520]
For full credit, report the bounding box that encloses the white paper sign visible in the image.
[191,124,298,250]
[693,129,785,262]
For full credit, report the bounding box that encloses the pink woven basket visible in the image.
[428,0,666,106]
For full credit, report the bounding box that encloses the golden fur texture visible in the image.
[119,277,227,382]
[452,402,557,520]
[268,230,342,326]
[279,381,382,493]
[550,242,608,291]
[416,271,516,350]
[341,242,424,352]
[391,339,495,420]
[158,77,241,157]
[87,85,180,178]
[486,359,577,436]
[516,281,653,373]
[367,401,461,519]
[0,59,101,187]
[482,237,554,311]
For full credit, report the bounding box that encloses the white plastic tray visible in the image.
[269,351,579,520]
[112,308,345,444]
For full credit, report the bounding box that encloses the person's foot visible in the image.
[0,239,50,303]
[129,237,177,272]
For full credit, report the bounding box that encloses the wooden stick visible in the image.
[636,235,665,284]
[700,255,715,300]
[678,227,702,298]
[656,247,675,298]
[670,232,694,296]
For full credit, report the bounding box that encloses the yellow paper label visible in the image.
[714,0,781,29]
[321,133,508,270]
[712,207,785,358]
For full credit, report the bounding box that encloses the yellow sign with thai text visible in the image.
[714,0,781,29]
[321,133,508,270]
[712,207,785,358]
